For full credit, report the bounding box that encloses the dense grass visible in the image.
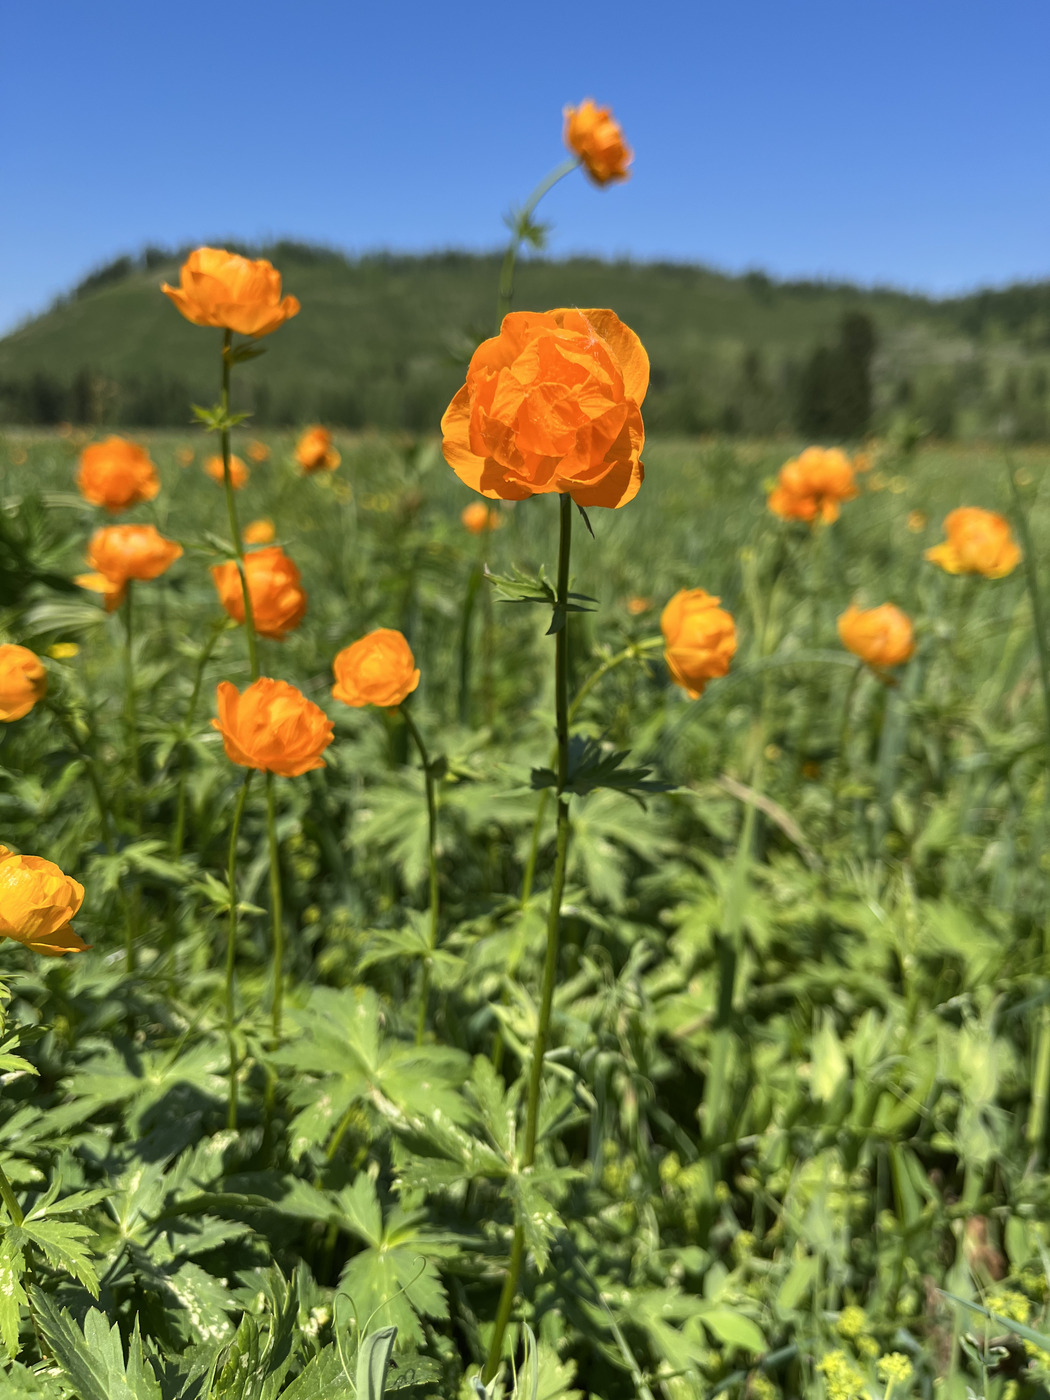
[2,428,1050,1398]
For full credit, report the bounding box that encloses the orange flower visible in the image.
[212,678,333,777]
[211,545,307,639]
[837,603,915,669]
[204,454,249,489]
[661,589,737,699]
[244,518,275,545]
[161,246,300,337]
[907,510,928,533]
[442,308,647,509]
[461,502,502,535]
[246,438,271,463]
[0,644,47,721]
[0,846,88,956]
[76,436,160,512]
[852,450,875,474]
[332,629,420,709]
[563,99,633,185]
[925,507,1021,578]
[295,426,341,474]
[626,596,653,616]
[768,446,858,524]
[176,445,195,467]
[76,525,183,611]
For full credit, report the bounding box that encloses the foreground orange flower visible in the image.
[295,426,341,474]
[563,99,633,185]
[0,846,88,956]
[661,589,737,699]
[768,447,858,524]
[244,518,276,545]
[212,678,333,777]
[205,454,249,489]
[0,644,47,721]
[211,545,307,639]
[442,308,647,509]
[162,247,300,337]
[837,603,915,670]
[461,502,502,535]
[332,629,420,709]
[76,436,160,512]
[76,525,183,611]
[925,507,1021,579]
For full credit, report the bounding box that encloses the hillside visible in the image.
[1,243,1048,438]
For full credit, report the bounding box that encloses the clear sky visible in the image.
[3,0,1048,332]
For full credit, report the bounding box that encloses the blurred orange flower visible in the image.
[461,502,502,535]
[244,518,276,545]
[332,628,420,709]
[212,678,333,777]
[925,507,1021,578]
[246,439,271,463]
[626,596,653,615]
[161,247,300,337]
[907,510,928,533]
[442,308,647,509]
[852,450,875,474]
[0,644,47,721]
[0,846,88,955]
[768,447,858,524]
[76,436,160,512]
[76,525,183,611]
[563,99,633,185]
[211,545,306,639]
[175,445,195,467]
[837,603,915,669]
[661,589,737,699]
[296,426,341,474]
[204,454,249,489]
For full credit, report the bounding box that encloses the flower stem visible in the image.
[483,492,573,1384]
[265,772,284,1045]
[220,329,259,681]
[122,581,139,783]
[225,769,254,1130]
[496,158,579,328]
[402,708,440,1045]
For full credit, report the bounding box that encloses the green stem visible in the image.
[457,549,486,728]
[403,708,440,1046]
[220,330,259,680]
[122,581,139,783]
[483,492,573,1384]
[0,1158,24,1226]
[225,769,254,1130]
[496,158,579,327]
[173,621,226,861]
[49,700,116,853]
[265,772,284,1044]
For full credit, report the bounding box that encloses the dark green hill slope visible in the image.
[1,243,1048,438]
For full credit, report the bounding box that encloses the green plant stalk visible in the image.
[483,492,573,1384]
[48,699,116,854]
[266,772,284,1045]
[220,329,259,681]
[225,769,254,1130]
[403,707,440,1046]
[457,541,486,727]
[173,621,225,861]
[496,158,579,327]
[1008,464,1050,1167]
[0,1157,24,1226]
[121,580,141,975]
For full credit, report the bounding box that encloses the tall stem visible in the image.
[496,159,579,328]
[484,493,573,1383]
[266,772,284,1044]
[225,769,254,1129]
[122,581,139,781]
[403,708,440,1045]
[220,330,259,681]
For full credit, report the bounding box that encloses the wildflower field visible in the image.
[4,105,1050,1400]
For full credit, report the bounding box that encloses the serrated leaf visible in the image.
[0,1237,28,1357]
[31,1291,162,1400]
[16,1218,99,1295]
[531,735,672,805]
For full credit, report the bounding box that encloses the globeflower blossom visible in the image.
[563,99,633,185]
[162,247,300,337]
[925,507,1021,579]
[661,589,737,699]
[0,846,89,955]
[332,629,420,709]
[212,678,333,777]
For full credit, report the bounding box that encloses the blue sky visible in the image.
[3,0,1048,332]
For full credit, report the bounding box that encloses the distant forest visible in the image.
[2,242,1049,440]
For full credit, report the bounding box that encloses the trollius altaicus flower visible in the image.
[75,525,183,611]
[332,629,420,710]
[837,603,915,670]
[212,678,333,777]
[204,454,249,489]
[295,426,341,474]
[211,545,307,640]
[563,99,633,185]
[0,846,88,955]
[162,247,300,337]
[768,447,858,524]
[0,644,47,721]
[661,589,737,699]
[76,436,160,512]
[925,507,1021,578]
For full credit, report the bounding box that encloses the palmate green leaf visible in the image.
[0,1237,28,1358]
[531,736,673,807]
[505,1164,577,1275]
[31,1291,162,1400]
[0,1361,66,1396]
[13,1218,99,1295]
[339,1250,446,1350]
[0,1034,36,1078]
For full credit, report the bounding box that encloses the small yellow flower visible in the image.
[876,1353,913,1385]
[47,643,79,660]
[817,1349,867,1400]
[836,1305,868,1340]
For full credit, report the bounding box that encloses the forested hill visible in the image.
[2,242,1049,439]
